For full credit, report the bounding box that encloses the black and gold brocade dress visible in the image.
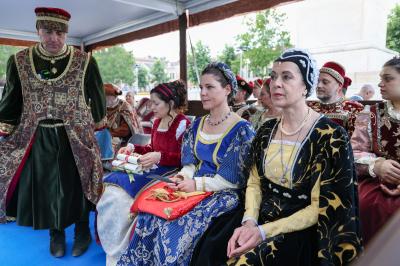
[228,116,362,266]
[0,44,105,229]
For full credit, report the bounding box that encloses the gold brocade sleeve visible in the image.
[243,165,262,221]
[261,177,320,238]
[94,116,107,131]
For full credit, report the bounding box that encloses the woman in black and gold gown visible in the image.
[227,49,362,265]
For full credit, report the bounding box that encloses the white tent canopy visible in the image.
[0,0,296,48]
[0,0,240,46]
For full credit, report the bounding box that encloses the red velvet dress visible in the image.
[351,101,400,244]
[134,113,189,166]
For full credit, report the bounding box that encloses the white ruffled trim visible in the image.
[270,139,301,146]
[177,164,196,179]
[175,119,188,140]
[199,131,223,141]
[194,174,238,192]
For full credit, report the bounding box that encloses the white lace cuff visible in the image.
[241,217,266,241]
[258,225,266,241]
[368,157,384,178]
[242,216,258,226]
[177,164,195,179]
[194,174,238,192]
[126,143,135,152]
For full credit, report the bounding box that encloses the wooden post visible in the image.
[178,12,187,85]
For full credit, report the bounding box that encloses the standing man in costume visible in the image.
[308,61,364,137]
[0,7,106,258]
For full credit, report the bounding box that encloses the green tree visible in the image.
[93,45,136,85]
[237,9,291,77]
[187,41,212,84]
[0,45,22,80]
[150,58,169,84]
[387,4,400,52]
[137,66,149,90]
[217,44,240,74]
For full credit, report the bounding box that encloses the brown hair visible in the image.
[383,56,400,74]
[150,80,188,114]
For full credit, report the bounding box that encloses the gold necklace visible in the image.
[264,129,301,187]
[35,44,70,64]
[279,108,311,136]
[278,129,302,186]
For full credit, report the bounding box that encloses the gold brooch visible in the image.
[163,207,173,219]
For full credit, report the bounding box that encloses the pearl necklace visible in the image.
[279,108,311,136]
[206,111,231,126]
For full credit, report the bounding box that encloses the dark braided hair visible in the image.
[150,80,188,125]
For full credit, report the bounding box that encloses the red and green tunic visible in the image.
[0,44,105,229]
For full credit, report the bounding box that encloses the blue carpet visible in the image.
[0,212,106,266]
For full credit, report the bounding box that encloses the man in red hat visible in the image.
[308,61,364,137]
[231,75,257,121]
[250,78,264,110]
[0,7,106,258]
[104,83,142,144]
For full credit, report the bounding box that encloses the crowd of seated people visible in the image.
[91,47,400,266]
[3,18,399,264]
[101,49,400,266]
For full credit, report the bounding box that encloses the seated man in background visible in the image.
[136,97,154,134]
[231,75,256,120]
[105,83,142,147]
[350,84,376,101]
[125,91,135,109]
[250,78,264,110]
[308,61,364,137]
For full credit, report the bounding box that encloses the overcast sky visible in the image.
[124,15,251,62]
[124,0,398,63]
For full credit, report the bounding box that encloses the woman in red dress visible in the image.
[351,56,400,244]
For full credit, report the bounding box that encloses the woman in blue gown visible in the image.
[117,62,255,266]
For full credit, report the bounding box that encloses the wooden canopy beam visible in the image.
[179,12,188,84]
[86,0,297,50]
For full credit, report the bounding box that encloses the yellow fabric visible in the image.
[264,142,299,188]
[243,152,320,238]
[243,165,262,221]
